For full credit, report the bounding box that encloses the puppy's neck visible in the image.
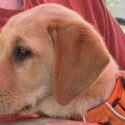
[96,57,119,100]
[75,57,119,116]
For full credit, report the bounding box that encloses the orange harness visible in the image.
[86,71,125,125]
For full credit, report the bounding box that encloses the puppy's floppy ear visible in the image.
[48,21,110,105]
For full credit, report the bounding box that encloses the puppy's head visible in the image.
[0,4,109,115]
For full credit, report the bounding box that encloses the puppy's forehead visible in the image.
[0,4,84,53]
[3,3,83,32]
[2,3,86,39]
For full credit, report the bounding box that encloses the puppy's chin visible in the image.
[35,111,82,121]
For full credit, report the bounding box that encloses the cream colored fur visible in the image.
[0,4,118,120]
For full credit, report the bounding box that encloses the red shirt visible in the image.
[0,0,125,69]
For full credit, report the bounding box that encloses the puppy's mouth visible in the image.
[0,106,82,122]
[0,113,51,123]
[0,113,82,122]
[0,114,39,122]
[0,111,48,122]
[0,105,50,122]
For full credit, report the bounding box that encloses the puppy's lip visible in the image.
[17,105,49,118]
[0,105,49,122]
[0,114,39,122]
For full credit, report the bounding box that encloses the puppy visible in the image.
[0,3,118,121]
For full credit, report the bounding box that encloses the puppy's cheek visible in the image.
[0,92,28,114]
[15,80,52,114]
[16,59,50,89]
[12,51,53,113]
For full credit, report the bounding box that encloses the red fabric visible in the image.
[0,0,125,69]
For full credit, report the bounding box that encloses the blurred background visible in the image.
[104,0,125,32]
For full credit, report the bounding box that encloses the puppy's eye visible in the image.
[13,46,32,61]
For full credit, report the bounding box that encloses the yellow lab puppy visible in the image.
[0,4,118,121]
